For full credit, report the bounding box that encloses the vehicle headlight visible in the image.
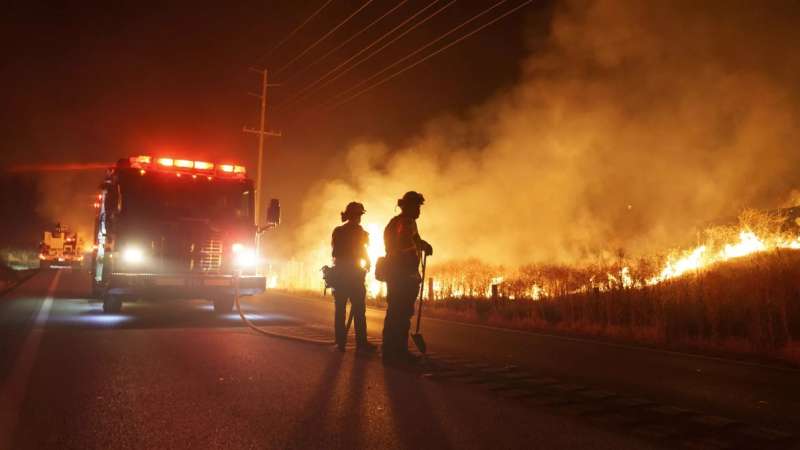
[122,246,145,264]
[232,243,257,268]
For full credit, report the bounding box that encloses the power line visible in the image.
[259,0,335,63]
[328,0,508,107]
[326,0,535,110]
[281,0,454,109]
[279,0,454,110]
[276,0,376,77]
[288,0,410,83]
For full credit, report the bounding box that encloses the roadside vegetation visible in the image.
[1,247,39,270]
[422,250,800,366]
[282,248,799,365]
[281,210,800,365]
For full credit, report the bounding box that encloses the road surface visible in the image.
[0,269,796,449]
[0,269,658,450]
[264,291,800,432]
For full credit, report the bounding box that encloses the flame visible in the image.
[486,276,505,297]
[721,231,765,258]
[273,209,800,301]
[648,230,800,284]
[651,245,707,283]
[530,284,547,300]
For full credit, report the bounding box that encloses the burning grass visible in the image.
[425,250,800,366]
[278,209,800,364]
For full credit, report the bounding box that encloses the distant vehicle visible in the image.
[91,155,280,313]
[39,223,84,269]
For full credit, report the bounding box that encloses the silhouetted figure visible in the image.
[331,202,376,353]
[382,191,433,362]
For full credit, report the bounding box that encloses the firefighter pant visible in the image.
[333,280,368,347]
[382,278,421,354]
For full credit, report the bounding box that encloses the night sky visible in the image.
[1,0,543,247]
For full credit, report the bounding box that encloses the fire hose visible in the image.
[233,271,333,346]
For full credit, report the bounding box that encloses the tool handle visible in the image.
[415,253,427,334]
[345,307,354,333]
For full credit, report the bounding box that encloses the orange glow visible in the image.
[194,161,214,170]
[133,155,152,164]
[157,158,174,167]
[234,165,246,174]
[647,229,800,285]
[365,223,384,297]
[174,159,193,168]
[219,164,235,173]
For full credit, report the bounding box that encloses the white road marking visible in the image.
[0,271,61,448]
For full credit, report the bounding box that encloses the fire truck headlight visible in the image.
[232,244,257,268]
[122,246,145,264]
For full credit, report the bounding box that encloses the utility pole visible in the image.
[243,67,281,267]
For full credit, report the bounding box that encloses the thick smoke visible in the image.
[295,0,800,267]
[36,173,98,242]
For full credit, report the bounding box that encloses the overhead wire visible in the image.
[288,0,410,82]
[259,0,335,63]
[276,0,376,77]
[325,0,536,110]
[276,0,453,111]
[327,0,508,107]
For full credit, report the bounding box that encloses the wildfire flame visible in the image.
[647,230,800,285]
[272,210,800,301]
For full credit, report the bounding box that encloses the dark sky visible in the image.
[0,0,545,246]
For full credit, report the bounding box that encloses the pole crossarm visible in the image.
[242,126,282,137]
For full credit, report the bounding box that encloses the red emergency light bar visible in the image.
[128,155,245,178]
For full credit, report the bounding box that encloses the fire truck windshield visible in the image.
[121,173,253,224]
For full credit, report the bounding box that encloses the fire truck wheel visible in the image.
[213,297,234,314]
[103,295,122,314]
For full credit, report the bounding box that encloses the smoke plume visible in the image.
[36,172,99,242]
[294,0,800,268]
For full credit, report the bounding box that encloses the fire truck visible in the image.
[40,224,84,269]
[91,155,278,313]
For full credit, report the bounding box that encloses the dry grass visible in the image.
[424,250,800,366]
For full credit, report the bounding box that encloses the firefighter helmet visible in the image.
[397,191,425,208]
[341,201,366,222]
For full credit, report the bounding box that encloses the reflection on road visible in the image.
[42,298,298,330]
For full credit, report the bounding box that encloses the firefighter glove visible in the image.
[421,240,433,257]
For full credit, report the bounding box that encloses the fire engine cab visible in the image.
[91,155,277,313]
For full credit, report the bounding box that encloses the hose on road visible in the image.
[233,272,334,346]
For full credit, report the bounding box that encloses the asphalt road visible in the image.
[0,269,658,450]
[263,291,800,433]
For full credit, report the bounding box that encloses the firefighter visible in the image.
[382,191,433,362]
[331,202,376,352]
